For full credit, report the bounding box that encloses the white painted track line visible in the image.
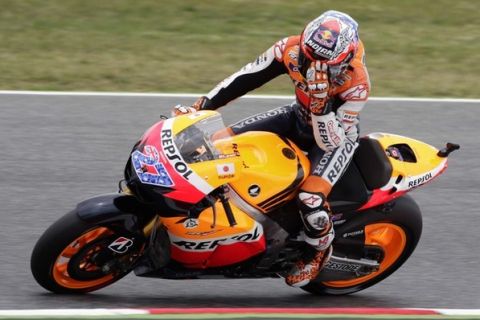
[0,90,479,103]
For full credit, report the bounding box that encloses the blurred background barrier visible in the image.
[0,0,478,98]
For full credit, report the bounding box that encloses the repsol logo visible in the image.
[408,172,433,188]
[161,129,193,180]
[232,108,288,129]
[173,227,262,251]
[313,139,356,183]
[327,140,355,183]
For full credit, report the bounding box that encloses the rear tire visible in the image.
[31,211,143,294]
[302,196,422,295]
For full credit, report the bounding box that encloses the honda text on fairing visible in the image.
[31,111,459,295]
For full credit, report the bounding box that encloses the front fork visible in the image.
[75,191,161,274]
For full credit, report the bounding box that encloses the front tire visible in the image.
[31,211,144,294]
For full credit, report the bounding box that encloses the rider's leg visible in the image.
[285,175,334,287]
[285,138,358,287]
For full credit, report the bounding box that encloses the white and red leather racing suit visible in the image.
[196,35,370,196]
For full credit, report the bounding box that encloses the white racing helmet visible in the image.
[299,10,359,81]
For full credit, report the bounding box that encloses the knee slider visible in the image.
[302,209,331,235]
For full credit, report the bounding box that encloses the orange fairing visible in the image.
[323,223,407,287]
[370,133,448,190]
[157,113,310,269]
[159,130,310,269]
[360,133,448,210]
[161,200,265,268]
[214,131,310,213]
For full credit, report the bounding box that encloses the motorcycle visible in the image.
[31,110,459,295]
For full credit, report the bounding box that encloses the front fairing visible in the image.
[125,111,240,208]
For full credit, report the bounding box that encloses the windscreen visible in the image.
[175,113,229,164]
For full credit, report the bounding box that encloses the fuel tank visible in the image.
[217,131,310,213]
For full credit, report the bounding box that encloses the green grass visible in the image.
[0,0,479,98]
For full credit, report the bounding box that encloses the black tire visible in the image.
[302,196,422,295]
[31,210,142,294]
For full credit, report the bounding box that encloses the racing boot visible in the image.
[285,191,334,287]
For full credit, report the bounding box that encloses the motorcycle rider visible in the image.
[172,10,370,287]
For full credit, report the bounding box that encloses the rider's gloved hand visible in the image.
[191,96,210,110]
[171,96,212,117]
[306,61,330,115]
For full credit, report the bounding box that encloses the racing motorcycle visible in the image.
[31,110,459,295]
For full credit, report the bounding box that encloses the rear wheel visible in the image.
[31,211,144,293]
[302,197,422,295]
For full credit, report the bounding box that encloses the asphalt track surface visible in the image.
[0,93,479,310]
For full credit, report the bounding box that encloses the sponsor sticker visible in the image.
[273,38,287,61]
[325,261,362,272]
[231,107,289,130]
[299,192,323,208]
[407,172,433,188]
[108,237,134,254]
[186,229,222,237]
[171,224,263,252]
[341,110,359,124]
[184,218,199,229]
[341,84,368,101]
[342,230,364,238]
[312,21,340,49]
[217,163,235,178]
[248,185,261,197]
[161,128,194,180]
[132,145,174,187]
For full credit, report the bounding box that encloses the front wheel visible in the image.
[303,196,422,295]
[31,211,144,293]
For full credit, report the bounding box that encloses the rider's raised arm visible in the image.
[193,39,290,111]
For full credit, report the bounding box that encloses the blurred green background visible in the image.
[1,0,478,98]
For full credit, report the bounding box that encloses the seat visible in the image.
[354,137,393,190]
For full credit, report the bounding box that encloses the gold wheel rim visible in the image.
[323,223,407,288]
[52,227,115,289]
